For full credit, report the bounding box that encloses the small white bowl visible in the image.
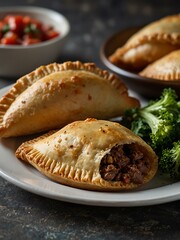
[0,6,70,77]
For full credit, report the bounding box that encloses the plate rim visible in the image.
[1,167,180,207]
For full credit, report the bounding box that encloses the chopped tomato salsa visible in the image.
[0,14,60,45]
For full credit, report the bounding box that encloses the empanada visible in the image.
[0,61,139,137]
[139,50,180,80]
[16,118,158,191]
[109,14,180,71]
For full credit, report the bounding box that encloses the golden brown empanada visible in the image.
[16,118,158,191]
[0,61,139,137]
[139,50,180,80]
[109,14,180,71]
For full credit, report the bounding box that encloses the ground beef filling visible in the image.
[99,143,151,184]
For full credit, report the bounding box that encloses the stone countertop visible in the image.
[0,0,180,239]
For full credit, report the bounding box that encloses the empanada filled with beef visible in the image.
[16,118,158,191]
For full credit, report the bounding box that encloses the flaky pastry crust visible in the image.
[16,118,158,191]
[0,61,139,137]
[109,15,180,71]
[139,50,180,80]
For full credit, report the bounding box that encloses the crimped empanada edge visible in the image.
[15,131,158,191]
[109,14,180,64]
[109,32,180,64]
[139,49,180,80]
[15,130,57,162]
[140,69,180,80]
[16,144,139,191]
[0,61,128,131]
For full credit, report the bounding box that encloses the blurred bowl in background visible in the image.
[100,27,180,98]
[0,6,70,78]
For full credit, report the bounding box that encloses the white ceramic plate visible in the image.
[0,85,179,206]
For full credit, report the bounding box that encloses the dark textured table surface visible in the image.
[0,1,180,239]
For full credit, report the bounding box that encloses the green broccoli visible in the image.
[122,88,180,152]
[159,141,180,180]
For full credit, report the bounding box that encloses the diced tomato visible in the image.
[22,15,31,26]
[22,37,41,45]
[30,19,42,31]
[0,14,60,45]
[0,21,3,31]
[0,22,3,39]
[45,30,59,40]
[23,16,42,31]
[6,15,24,35]
[1,31,19,45]
[3,15,12,23]
[23,33,33,40]
[42,24,52,32]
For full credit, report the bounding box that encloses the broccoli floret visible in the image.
[143,88,178,113]
[159,141,180,180]
[122,88,180,151]
[122,88,180,180]
[131,119,151,139]
[123,108,151,140]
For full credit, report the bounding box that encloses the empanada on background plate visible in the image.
[109,14,180,71]
[0,61,139,137]
[140,50,180,80]
[16,118,158,191]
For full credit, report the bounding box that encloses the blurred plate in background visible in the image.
[100,27,180,98]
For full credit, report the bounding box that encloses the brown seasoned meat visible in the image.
[99,143,150,184]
